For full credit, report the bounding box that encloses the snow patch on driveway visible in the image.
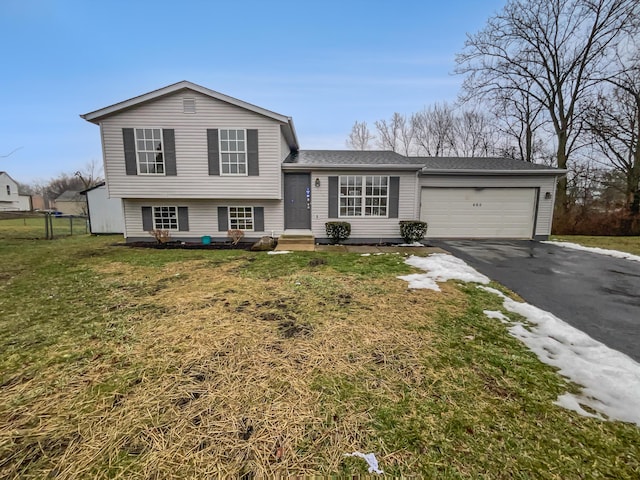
[543,241,640,263]
[399,253,640,426]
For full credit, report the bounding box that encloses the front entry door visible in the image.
[284,173,311,229]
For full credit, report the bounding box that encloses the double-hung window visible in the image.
[229,207,253,230]
[339,175,389,217]
[219,129,247,175]
[135,128,165,174]
[153,206,178,230]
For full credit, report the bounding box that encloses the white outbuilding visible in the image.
[81,182,124,234]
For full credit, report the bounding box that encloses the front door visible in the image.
[284,173,311,229]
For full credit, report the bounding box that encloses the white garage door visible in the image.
[420,187,536,238]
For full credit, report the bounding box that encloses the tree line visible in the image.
[347,0,639,231]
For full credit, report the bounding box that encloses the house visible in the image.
[54,190,87,215]
[81,81,565,244]
[81,182,124,234]
[0,171,31,211]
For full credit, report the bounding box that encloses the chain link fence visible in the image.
[0,211,88,240]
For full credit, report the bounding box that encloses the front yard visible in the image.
[1,234,638,478]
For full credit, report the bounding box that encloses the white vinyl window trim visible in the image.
[219,128,247,176]
[228,206,254,231]
[135,128,165,175]
[339,175,389,218]
[153,206,178,230]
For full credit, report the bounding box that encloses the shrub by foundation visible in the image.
[325,221,351,244]
[399,220,428,243]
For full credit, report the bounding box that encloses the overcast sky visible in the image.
[0,0,505,184]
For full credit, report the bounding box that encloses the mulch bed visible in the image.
[115,241,256,250]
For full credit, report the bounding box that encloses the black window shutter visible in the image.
[178,206,189,231]
[207,129,220,175]
[328,176,338,218]
[254,207,264,232]
[163,129,177,176]
[123,128,137,175]
[142,206,153,231]
[247,129,259,176]
[218,206,228,231]
[389,176,400,218]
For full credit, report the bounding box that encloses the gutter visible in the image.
[282,163,424,171]
[421,168,568,176]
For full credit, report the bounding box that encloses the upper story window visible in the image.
[339,175,389,217]
[153,206,178,230]
[6,185,10,196]
[135,128,165,175]
[219,129,246,175]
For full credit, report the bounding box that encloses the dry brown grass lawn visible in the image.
[2,237,639,478]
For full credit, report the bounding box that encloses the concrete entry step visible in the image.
[276,232,315,251]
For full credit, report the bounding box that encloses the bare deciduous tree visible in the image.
[451,109,495,157]
[411,103,456,156]
[456,0,639,210]
[345,121,374,150]
[586,85,640,213]
[375,113,413,154]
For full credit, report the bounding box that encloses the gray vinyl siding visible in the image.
[101,91,284,199]
[123,198,284,240]
[418,175,558,237]
[310,171,419,239]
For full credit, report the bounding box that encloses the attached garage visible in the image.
[420,187,537,238]
[417,157,565,240]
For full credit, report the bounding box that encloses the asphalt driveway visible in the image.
[432,240,640,362]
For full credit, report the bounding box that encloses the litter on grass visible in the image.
[400,253,640,426]
[268,250,292,255]
[543,241,640,263]
[344,452,384,474]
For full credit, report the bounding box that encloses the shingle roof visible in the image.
[282,151,564,175]
[284,150,426,167]
[418,157,559,172]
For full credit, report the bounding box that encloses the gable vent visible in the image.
[183,97,196,114]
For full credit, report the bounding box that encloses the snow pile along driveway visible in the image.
[398,253,490,291]
[543,240,640,263]
[399,254,640,426]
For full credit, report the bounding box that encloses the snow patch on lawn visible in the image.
[398,252,640,425]
[397,254,490,291]
[396,241,425,247]
[483,310,510,324]
[480,285,640,426]
[543,241,640,263]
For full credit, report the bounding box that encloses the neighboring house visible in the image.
[81,182,124,234]
[81,81,565,243]
[54,190,87,215]
[0,171,31,211]
[30,195,49,211]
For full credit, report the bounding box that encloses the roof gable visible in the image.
[81,81,299,149]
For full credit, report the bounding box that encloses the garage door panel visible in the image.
[420,188,536,239]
